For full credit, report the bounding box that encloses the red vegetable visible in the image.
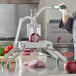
[64,60,76,73]
[21,49,31,56]
[64,61,72,73]
[5,45,13,53]
[29,33,40,42]
[70,62,76,73]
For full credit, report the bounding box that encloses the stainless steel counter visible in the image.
[0,41,75,76]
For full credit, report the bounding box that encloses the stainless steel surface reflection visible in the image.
[0,58,67,76]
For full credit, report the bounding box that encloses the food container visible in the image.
[16,52,47,68]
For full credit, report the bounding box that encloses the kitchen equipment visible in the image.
[2,5,68,69]
[52,4,66,10]
[53,43,74,61]
[27,10,41,42]
[47,21,74,61]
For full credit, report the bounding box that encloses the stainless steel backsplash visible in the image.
[0,4,38,38]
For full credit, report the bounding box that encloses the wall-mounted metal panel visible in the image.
[0,4,38,39]
[0,0,39,4]
[47,22,73,43]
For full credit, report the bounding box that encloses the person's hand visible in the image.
[59,3,69,15]
[59,3,69,25]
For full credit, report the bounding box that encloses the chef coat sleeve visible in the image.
[59,17,73,34]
